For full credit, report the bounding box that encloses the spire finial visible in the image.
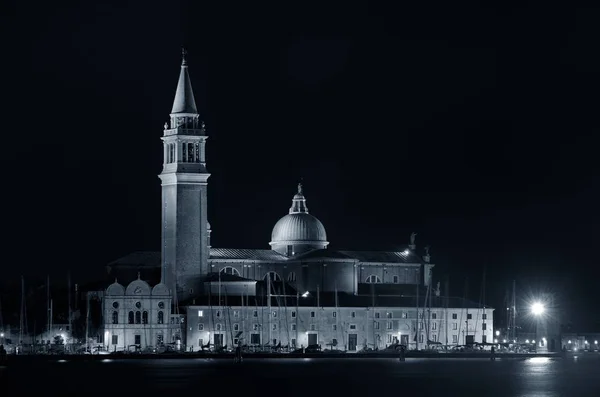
[297,182,303,195]
[114,277,118,284]
[137,271,141,280]
[181,47,188,66]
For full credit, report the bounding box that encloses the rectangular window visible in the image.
[387,312,393,319]
[419,322,423,329]
[351,311,356,318]
[198,323,204,331]
[349,324,356,330]
[291,324,296,331]
[332,311,337,318]
[452,323,458,330]
[234,338,239,345]
[482,335,487,343]
[272,311,277,318]
[194,143,200,163]
[234,323,239,331]
[111,335,118,345]
[386,322,392,330]
[432,334,437,342]
[452,313,458,320]
[332,324,337,331]
[310,324,316,331]
[418,312,423,319]
[253,310,258,317]
[272,324,277,331]
[452,335,458,343]
[482,313,487,320]
[253,324,259,331]
[310,311,315,318]
[419,334,424,343]
[291,338,296,348]
[251,334,260,344]
[393,275,399,283]
[482,323,487,331]
[467,313,472,320]
[216,310,221,318]
[198,310,204,317]
[402,312,407,319]
[374,321,380,330]
[387,334,394,343]
[432,313,437,319]
[234,311,239,318]
[198,338,203,347]
[291,311,296,318]
[432,322,437,330]
[134,335,141,345]
[375,312,380,319]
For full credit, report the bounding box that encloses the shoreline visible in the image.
[2,351,565,361]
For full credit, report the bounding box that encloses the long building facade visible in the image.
[95,52,494,352]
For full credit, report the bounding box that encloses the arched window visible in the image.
[112,311,119,324]
[264,271,282,282]
[128,311,134,324]
[142,311,148,324]
[365,275,381,284]
[216,323,222,331]
[157,311,164,324]
[135,311,141,324]
[287,272,296,282]
[220,266,240,276]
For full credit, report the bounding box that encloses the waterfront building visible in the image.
[91,52,493,351]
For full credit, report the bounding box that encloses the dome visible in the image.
[270,213,328,244]
[269,183,329,255]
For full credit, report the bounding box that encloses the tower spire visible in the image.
[181,47,187,66]
[171,48,197,114]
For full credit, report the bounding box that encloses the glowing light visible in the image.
[503,339,506,343]
[61,334,65,340]
[530,302,545,316]
[58,359,67,363]
[532,340,536,344]
[0,333,3,337]
[494,339,498,343]
[403,249,410,255]
[568,340,572,344]
[198,310,204,317]
[526,339,530,343]
[495,330,500,336]
[595,341,598,345]
[528,357,550,364]
[302,291,309,298]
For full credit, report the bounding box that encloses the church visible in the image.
[94,53,493,353]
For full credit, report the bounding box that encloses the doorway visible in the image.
[465,335,474,346]
[214,333,224,347]
[349,334,357,351]
[134,335,141,345]
[308,333,318,346]
[400,334,409,346]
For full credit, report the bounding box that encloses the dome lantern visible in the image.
[270,183,328,256]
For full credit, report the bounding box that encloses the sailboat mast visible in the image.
[444,277,449,346]
[415,268,420,350]
[512,279,516,341]
[20,276,24,345]
[47,275,50,335]
[68,272,72,350]
[267,274,272,347]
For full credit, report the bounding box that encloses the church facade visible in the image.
[97,53,493,352]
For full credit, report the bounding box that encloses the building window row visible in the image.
[119,310,164,325]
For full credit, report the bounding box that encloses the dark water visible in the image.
[2,355,600,396]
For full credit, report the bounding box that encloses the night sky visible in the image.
[2,3,599,328]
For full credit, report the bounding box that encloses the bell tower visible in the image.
[159,49,210,301]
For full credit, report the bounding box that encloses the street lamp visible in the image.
[530,302,545,316]
[495,330,500,337]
